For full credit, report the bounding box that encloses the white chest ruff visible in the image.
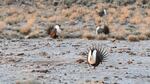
[54,25,61,35]
[88,50,97,64]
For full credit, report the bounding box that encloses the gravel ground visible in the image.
[0,38,150,84]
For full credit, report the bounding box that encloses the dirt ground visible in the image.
[0,38,150,84]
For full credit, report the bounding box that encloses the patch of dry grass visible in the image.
[61,27,82,38]
[129,10,142,24]
[16,79,41,84]
[48,15,65,22]
[118,7,130,23]
[111,33,126,40]
[96,34,108,40]
[82,30,95,40]
[0,21,6,32]
[138,34,148,40]
[127,35,139,42]
[145,9,150,16]
[109,26,129,40]
[142,16,150,25]
[25,26,40,39]
[19,14,36,35]
[106,14,114,23]
[5,14,25,25]
[138,27,150,38]
[69,12,80,20]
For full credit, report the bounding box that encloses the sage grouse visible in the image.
[96,25,110,35]
[87,45,107,69]
[47,24,62,38]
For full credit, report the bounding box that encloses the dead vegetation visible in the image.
[0,21,6,32]
[127,35,139,42]
[0,0,150,41]
[19,13,36,35]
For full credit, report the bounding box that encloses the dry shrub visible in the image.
[138,27,150,38]
[75,6,90,14]
[145,9,150,16]
[3,0,15,5]
[62,5,89,19]
[129,11,142,24]
[48,15,65,22]
[110,26,129,40]
[142,16,150,25]
[93,14,101,25]
[0,21,6,32]
[111,33,126,40]
[118,7,129,23]
[144,31,150,38]
[130,16,142,24]
[108,8,117,14]
[69,12,80,20]
[82,30,95,40]
[138,34,148,40]
[6,7,18,15]
[127,35,139,42]
[83,14,92,22]
[25,27,40,39]
[20,14,36,35]
[5,14,25,25]
[16,80,41,84]
[106,14,114,23]
[61,9,72,17]
[61,27,82,38]
[96,34,108,40]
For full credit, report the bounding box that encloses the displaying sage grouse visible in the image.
[96,25,110,35]
[99,8,107,17]
[47,24,62,39]
[87,45,107,69]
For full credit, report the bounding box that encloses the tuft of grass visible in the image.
[127,35,139,42]
[109,26,129,40]
[145,31,150,38]
[96,34,108,40]
[111,33,126,40]
[142,16,150,24]
[118,7,129,23]
[138,27,150,38]
[19,14,36,35]
[129,11,142,24]
[138,34,148,40]
[25,27,40,39]
[48,15,65,22]
[5,14,25,25]
[61,28,82,39]
[16,79,41,84]
[69,12,80,20]
[82,30,95,40]
[0,21,6,32]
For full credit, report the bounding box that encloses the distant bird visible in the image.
[99,9,107,17]
[142,0,148,4]
[87,45,107,69]
[47,24,62,39]
[96,25,110,35]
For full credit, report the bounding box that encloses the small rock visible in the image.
[31,69,49,73]
[118,62,122,64]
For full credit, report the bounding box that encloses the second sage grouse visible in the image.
[47,24,62,39]
[96,25,110,35]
